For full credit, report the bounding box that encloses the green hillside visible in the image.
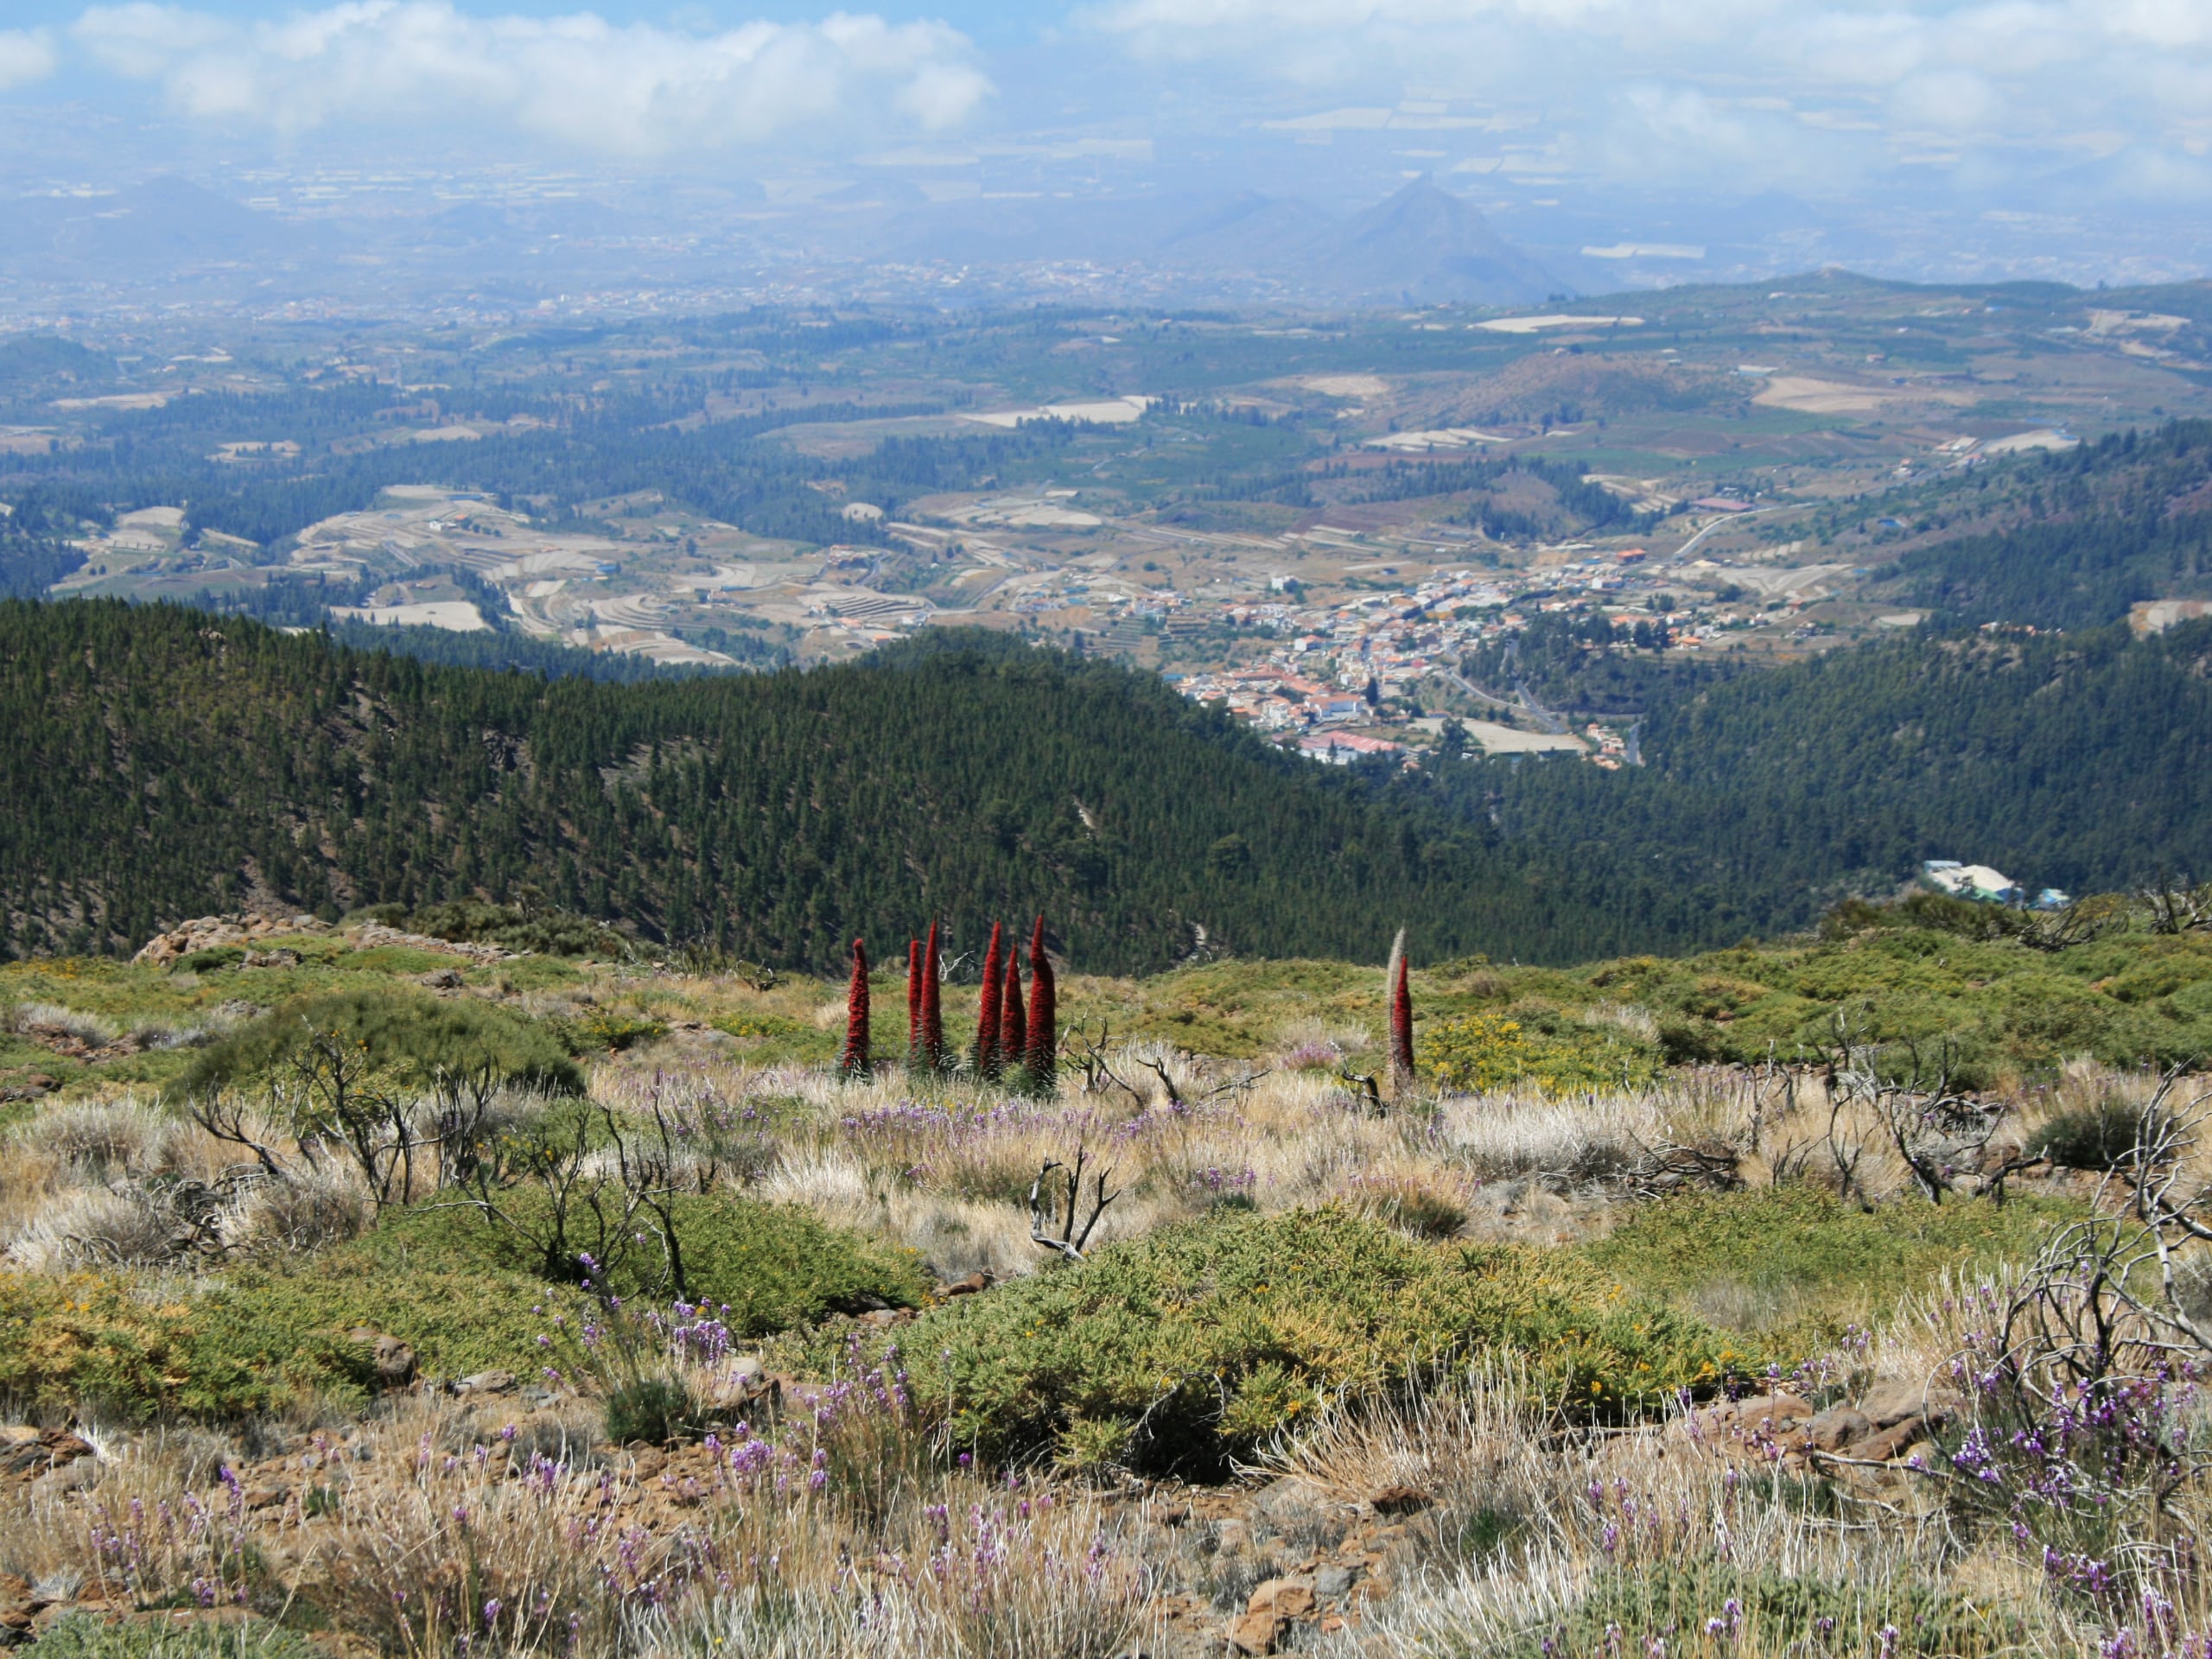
[3,600,1719,969]
[9,599,2212,969]
[1467,618,2212,929]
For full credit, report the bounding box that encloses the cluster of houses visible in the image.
[1159,564,1691,763]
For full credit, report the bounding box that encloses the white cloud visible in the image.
[71,3,991,156]
[1080,0,2212,194]
[0,29,60,90]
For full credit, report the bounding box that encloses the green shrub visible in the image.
[555,1008,667,1053]
[343,1192,929,1335]
[1583,1186,2082,1339]
[395,900,632,959]
[865,1207,1748,1477]
[0,1262,556,1420]
[1499,1561,2024,1658]
[1419,1009,1661,1095]
[2030,1101,2147,1170]
[709,1010,810,1041]
[605,1376,691,1446]
[0,1273,285,1421]
[27,1613,322,1659]
[166,985,582,1101]
[173,946,245,974]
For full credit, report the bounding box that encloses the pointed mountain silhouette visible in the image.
[1317,178,1557,304]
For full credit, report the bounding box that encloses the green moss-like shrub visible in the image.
[1583,1186,2082,1340]
[1499,1561,2024,1658]
[0,1263,556,1420]
[605,1377,691,1446]
[1419,1008,1662,1096]
[0,1272,289,1421]
[554,1009,668,1053]
[868,1206,1749,1477]
[166,985,582,1101]
[341,1191,929,1335]
[2029,1101,2147,1170]
[27,1613,323,1659]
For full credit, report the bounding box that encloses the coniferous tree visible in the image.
[840,938,872,1081]
[974,919,1004,1079]
[1024,915,1057,1089]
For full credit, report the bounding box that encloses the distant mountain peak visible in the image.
[1323,178,1557,305]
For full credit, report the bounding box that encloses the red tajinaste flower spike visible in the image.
[1024,914,1056,1088]
[906,938,923,1067]
[974,920,1004,1080]
[840,938,871,1081]
[1001,950,1026,1071]
[920,919,944,1071]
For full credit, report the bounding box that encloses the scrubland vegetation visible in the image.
[5,890,2212,1655]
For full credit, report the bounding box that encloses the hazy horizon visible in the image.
[6,0,2212,324]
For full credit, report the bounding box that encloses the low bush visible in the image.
[2029,1100,2147,1170]
[604,1376,691,1446]
[553,1008,667,1053]
[869,1207,1748,1477]
[166,985,581,1101]
[1420,1009,1662,1096]
[0,1262,556,1419]
[0,1272,283,1420]
[1583,1186,2082,1338]
[26,1613,322,1659]
[342,1191,929,1335]
[1502,1561,2024,1658]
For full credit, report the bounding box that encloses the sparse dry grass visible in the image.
[0,965,2190,1656]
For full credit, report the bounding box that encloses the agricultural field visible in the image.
[3,890,2212,1655]
[13,271,2212,710]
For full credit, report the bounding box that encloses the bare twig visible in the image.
[1027,1147,1122,1262]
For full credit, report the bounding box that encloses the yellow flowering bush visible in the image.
[1421,1011,1662,1095]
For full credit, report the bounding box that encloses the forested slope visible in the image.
[1466,620,2212,923]
[10,601,2211,970]
[1,601,1718,969]
[1885,422,2212,628]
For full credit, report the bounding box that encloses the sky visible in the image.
[3,1,2212,283]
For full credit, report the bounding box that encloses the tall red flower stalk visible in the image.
[920,920,944,1071]
[906,938,923,1067]
[840,938,871,1081]
[973,920,1004,1079]
[1001,951,1027,1072]
[1024,914,1056,1089]
[1387,927,1415,1099]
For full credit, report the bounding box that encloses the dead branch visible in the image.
[1027,1147,1121,1262]
[1139,1057,1185,1109]
[1338,1068,1384,1117]
[1063,1020,1145,1105]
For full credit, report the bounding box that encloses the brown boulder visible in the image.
[1840,1420,1929,1464]
[1805,1408,1872,1452]
[348,1330,417,1389]
[1248,1580,1316,1619]
[1859,1382,1961,1430]
[1227,1610,1283,1655]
